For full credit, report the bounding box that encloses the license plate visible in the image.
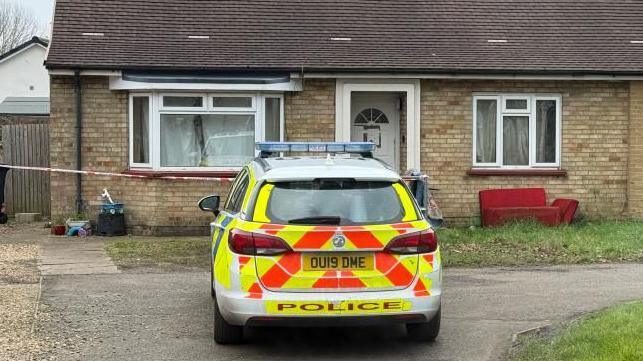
[303,253,374,271]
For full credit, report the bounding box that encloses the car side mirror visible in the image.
[198,195,220,216]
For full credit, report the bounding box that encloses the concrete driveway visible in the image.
[39,263,643,361]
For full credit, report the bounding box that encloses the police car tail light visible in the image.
[229,229,292,256]
[384,230,437,254]
[253,233,293,256]
[229,229,255,255]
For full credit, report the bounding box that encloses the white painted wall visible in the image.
[0,45,49,103]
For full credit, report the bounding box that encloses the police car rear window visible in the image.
[264,180,407,225]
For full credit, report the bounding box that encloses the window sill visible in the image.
[124,169,240,179]
[467,168,567,177]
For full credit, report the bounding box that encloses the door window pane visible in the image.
[503,116,530,166]
[160,114,255,167]
[163,96,203,108]
[132,97,149,164]
[536,100,557,163]
[476,99,497,163]
[213,97,253,108]
[264,98,281,142]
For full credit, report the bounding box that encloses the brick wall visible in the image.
[421,79,630,225]
[285,79,335,141]
[49,75,638,232]
[628,81,643,217]
[49,76,229,235]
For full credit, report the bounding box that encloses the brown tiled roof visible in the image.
[46,0,643,74]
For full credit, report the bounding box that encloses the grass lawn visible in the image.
[439,220,643,267]
[105,220,643,269]
[105,238,210,270]
[512,301,643,361]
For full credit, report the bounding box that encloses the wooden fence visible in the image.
[1,124,50,216]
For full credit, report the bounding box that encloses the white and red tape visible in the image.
[0,164,234,182]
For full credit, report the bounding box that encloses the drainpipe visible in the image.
[74,71,83,215]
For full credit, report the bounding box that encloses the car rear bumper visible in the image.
[216,281,442,326]
[246,314,429,327]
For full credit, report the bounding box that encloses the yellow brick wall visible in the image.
[49,76,636,232]
[628,81,643,216]
[285,79,335,141]
[421,79,630,225]
[49,76,230,235]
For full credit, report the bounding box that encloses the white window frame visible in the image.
[211,94,256,112]
[473,93,562,169]
[129,92,285,172]
[128,92,153,168]
[159,93,207,111]
[259,94,285,142]
[502,95,531,114]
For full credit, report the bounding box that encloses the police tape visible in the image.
[1,164,428,183]
[0,164,234,182]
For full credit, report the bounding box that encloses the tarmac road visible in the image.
[40,263,643,361]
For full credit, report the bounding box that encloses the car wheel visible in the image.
[406,308,441,342]
[213,296,243,344]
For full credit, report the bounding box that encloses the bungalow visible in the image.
[45,0,643,235]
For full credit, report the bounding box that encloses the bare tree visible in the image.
[0,0,45,55]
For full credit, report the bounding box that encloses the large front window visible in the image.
[129,93,283,170]
[473,94,561,168]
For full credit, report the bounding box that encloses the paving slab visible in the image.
[38,263,643,361]
[38,238,119,276]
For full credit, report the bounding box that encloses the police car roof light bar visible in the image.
[256,142,376,158]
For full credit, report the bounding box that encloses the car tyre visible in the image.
[406,308,440,342]
[213,295,243,344]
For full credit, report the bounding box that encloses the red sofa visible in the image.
[479,188,578,227]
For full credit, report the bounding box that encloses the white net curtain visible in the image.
[160,114,255,167]
[475,99,497,164]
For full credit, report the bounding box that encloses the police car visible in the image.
[198,142,442,344]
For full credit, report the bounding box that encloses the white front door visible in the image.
[350,92,400,170]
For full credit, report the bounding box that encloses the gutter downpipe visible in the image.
[74,71,83,215]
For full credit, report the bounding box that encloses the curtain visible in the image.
[160,113,256,168]
[201,114,255,167]
[503,116,529,166]
[160,114,201,167]
[536,100,557,163]
[132,97,149,164]
[476,100,497,163]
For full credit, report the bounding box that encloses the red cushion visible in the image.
[479,188,547,210]
[551,199,579,224]
[483,207,561,227]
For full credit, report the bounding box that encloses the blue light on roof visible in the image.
[256,142,375,154]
